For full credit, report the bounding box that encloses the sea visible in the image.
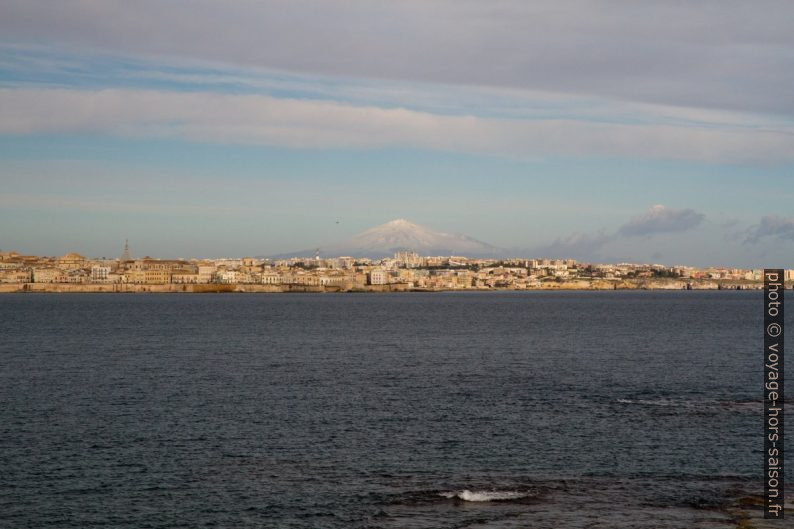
[0,291,791,528]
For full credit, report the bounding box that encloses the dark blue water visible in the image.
[0,291,790,528]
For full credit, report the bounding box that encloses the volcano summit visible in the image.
[278,219,503,258]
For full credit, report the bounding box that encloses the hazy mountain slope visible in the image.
[270,219,504,258]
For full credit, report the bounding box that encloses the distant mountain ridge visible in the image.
[269,219,505,259]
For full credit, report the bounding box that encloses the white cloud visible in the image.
[1,87,793,163]
[2,1,794,116]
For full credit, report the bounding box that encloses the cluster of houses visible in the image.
[1,249,791,289]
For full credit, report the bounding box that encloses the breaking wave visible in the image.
[439,489,529,502]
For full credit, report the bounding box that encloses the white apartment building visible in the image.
[91,266,111,282]
[369,269,389,285]
[216,270,238,284]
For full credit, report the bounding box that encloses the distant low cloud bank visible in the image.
[533,205,706,261]
[744,215,794,244]
[618,205,705,237]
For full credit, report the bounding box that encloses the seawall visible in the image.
[0,280,781,293]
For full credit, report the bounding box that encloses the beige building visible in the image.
[33,268,63,283]
[172,272,201,284]
[126,269,172,284]
[57,252,87,270]
[395,251,423,268]
[262,271,282,284]
[455,271,473,288]
[292,273,321,286]
[129,259,190,272]
[197,265,216,283]
[0,269,32,283]
[319,274,352,287]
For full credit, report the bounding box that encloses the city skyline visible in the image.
[1,2,793,267]
[3,243,791,294]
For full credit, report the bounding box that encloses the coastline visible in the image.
[0,279,784,293]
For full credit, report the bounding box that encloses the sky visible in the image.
[0,0,792,267]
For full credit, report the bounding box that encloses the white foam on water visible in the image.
[439,489,528,502]
[617,398,684,406]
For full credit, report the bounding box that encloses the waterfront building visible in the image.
[369,269,389,285]
[0,268,32,283]
[216,270,238,284]
[91,266,111,282]
[196,265,216,283]
[172,272,201,284]
[262,271,282,285]
[32,268,62,283]
[125,269,172,284]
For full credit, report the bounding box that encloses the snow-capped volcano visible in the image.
[275,219,503,258]
[337,219,500,256]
